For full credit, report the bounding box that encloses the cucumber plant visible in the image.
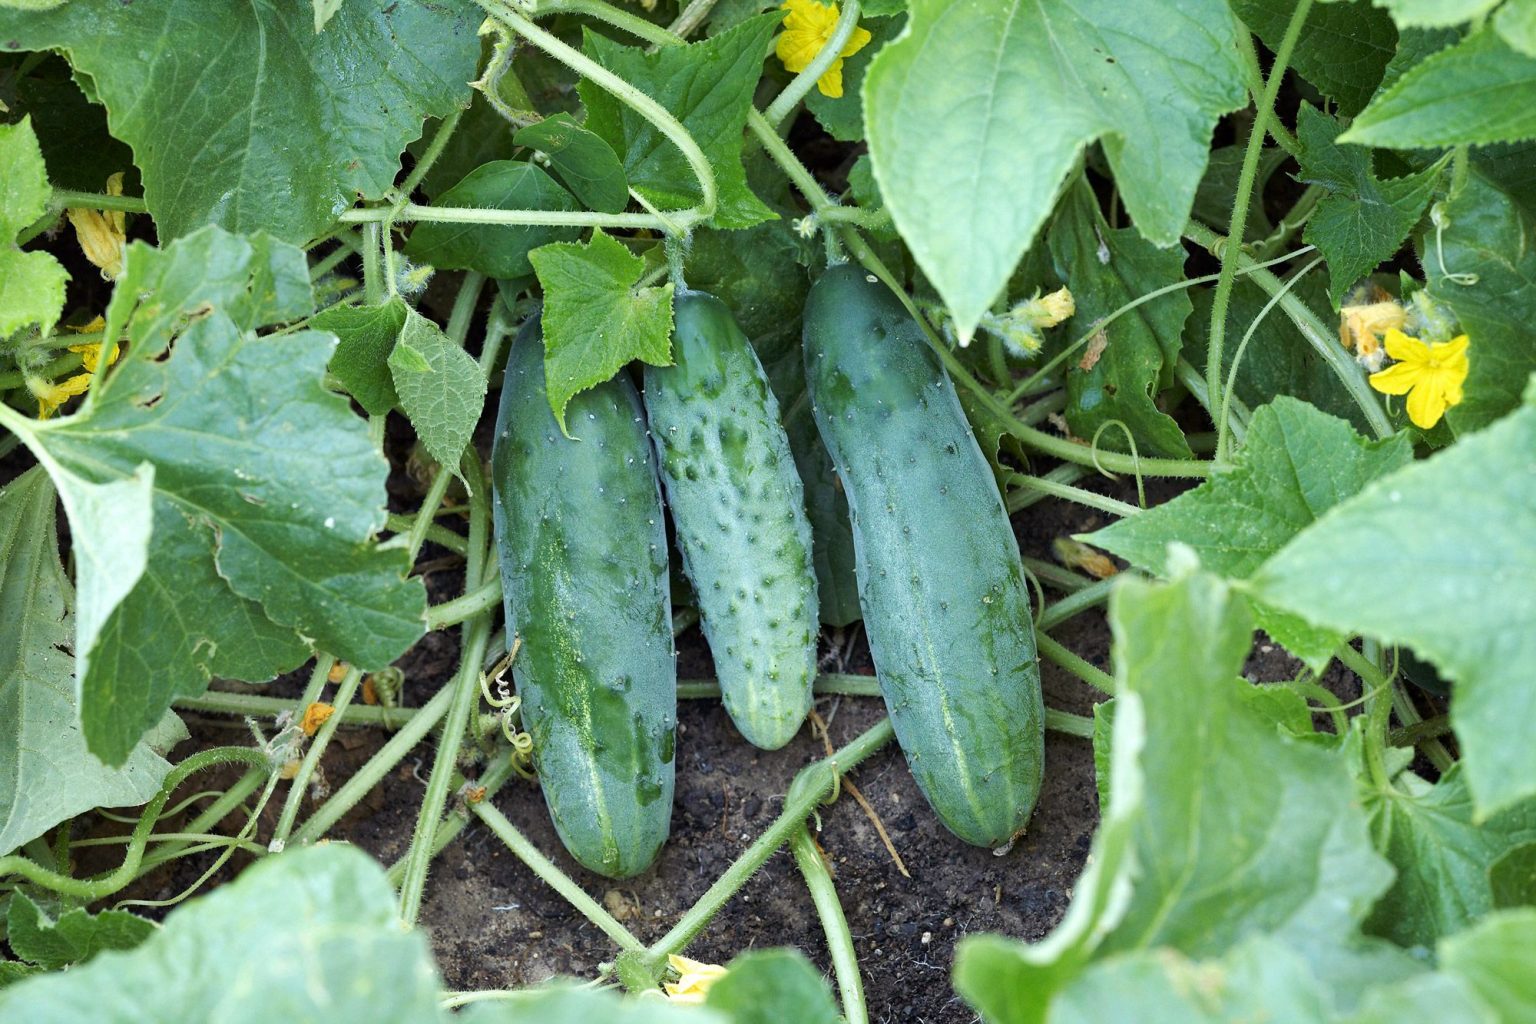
[1,0,1532,1021]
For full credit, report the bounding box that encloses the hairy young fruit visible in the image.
[802,265,1044,847]
[491,318,676,878]
[643,291,818,750]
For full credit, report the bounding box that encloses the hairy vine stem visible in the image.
[792,825,868,1024]
[0,747,271,900]
[1206,0,1313,462]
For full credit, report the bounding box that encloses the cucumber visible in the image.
[642,291,817,750]
[491,318,675,878]
[801,265,1044,847]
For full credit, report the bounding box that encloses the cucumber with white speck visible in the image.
[643,291,817,750]
[802,265,1044,847]
[491,317,675,878]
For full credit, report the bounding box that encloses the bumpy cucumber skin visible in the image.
[802,265,1044,847]
[642,292,817,750]
[492,319,675,878]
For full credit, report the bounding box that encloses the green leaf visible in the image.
[514,113,629,214]
[1251,393,1536,816]
[802,15,903,142]
[1047,182,1194,459]
[387,307,487,470]
[1052,937,1334,1023]
[527,230,674,431]
[0,468,174,855]
[1344,28,1536,147]
[0,846,447,1022]
[1099,569,1395,962]
[1490,842,1536,907]
[1231,0,1398,117]
[1497,0,1536,55]
[312,298,408,417]
[1082,398,1412,666]
[1432,170,1536,434]
[1362,764,1536,948]
[1441,909,1536,1021]
[953,693,1148,1024]
[705,949,841,1024]
[580,16,778,228]
[0,1,479,243]
[1342,972,1497,1024]
[7,228,424,764]
[1375,0,1501,27]
[1295,104,1442,307]
[5,892,153,970]
[102,229,313,359]
[403,161,581,278]
[864,0,1246,343]
[0,116,66,339]
[458,986,722,1024]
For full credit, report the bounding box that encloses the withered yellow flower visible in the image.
[66,172,128,280]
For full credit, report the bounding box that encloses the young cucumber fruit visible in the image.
[802,265,1044,847]
[492,318,676,878]
[643,291,817,750]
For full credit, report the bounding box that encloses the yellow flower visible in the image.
[29,373,94,419]
[29,321,120,419]
[663,954,727,1004]
[776,0,872,99]
[1368,329,1470,430]
[66,172,128,280]
[1034,287,1075,328]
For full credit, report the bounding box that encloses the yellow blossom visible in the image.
[776,0,872,99]
[1034,287,1075,328]
[663,954,728,1004]
[29,374,93,420]
[66,172,128,280]
[29,324,119,419]
[1368,329,1469,430]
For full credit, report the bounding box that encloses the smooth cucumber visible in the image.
[802,265,1044,847]
[491,318,675,878]
[642,291,817,750]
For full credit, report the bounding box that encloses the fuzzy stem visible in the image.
[470,799,647,953]
[791,826,868,1024]
[1207,0,1313,462]
[269,665,363,851]
[1038,634,1115,695]
[0,748,270,900]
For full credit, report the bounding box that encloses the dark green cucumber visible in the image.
[642,291,817,750]
[492,318,675,878]
[802,264,1044,847]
